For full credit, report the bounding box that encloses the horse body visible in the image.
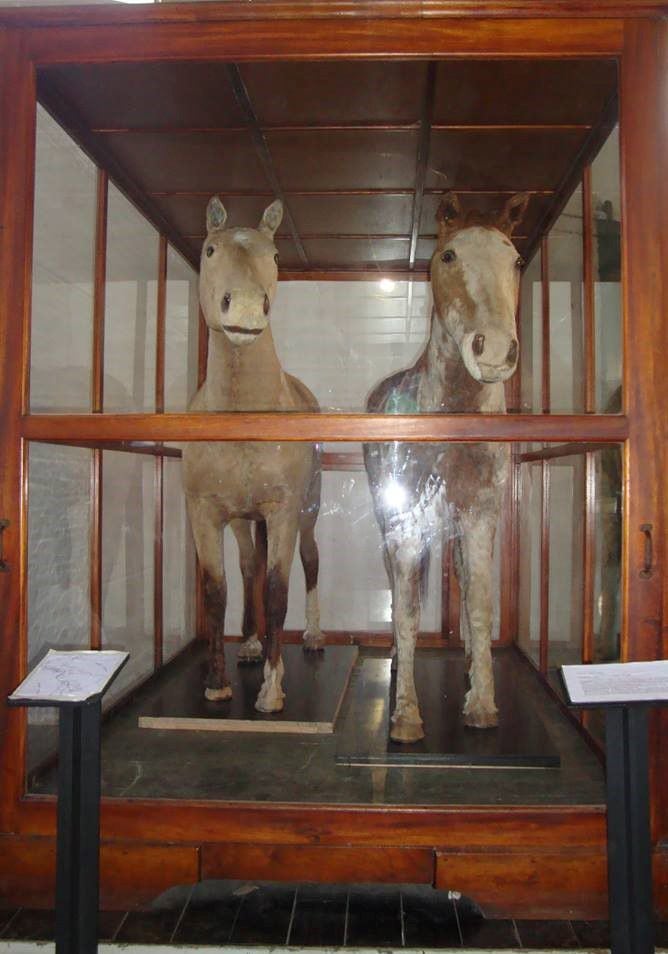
[364,192,529,742]
[183,197,322,714]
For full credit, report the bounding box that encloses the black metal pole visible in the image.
[55,699,102,954]
[605,705,654,954]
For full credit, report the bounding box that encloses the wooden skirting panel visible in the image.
[0,835,199,909]
[436,848,609,920]
[1,834,667,918]
[202,843,434,886]
[655,847,668,917]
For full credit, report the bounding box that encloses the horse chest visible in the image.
[183,441,311,517]
[435,443,508,514]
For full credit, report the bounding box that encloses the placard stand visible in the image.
[562,660,668,954]
[8,650,128,954]
[604,704,653,954]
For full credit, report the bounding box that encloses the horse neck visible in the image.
[419,308,506,413]
[204,326,286,410]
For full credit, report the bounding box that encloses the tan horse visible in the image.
[364,191,529,742]
[182,197,323,713]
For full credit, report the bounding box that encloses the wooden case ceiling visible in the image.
[37,58,618,275]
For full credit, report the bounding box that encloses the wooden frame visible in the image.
[0,2,666,919]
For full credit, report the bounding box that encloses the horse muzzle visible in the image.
[461,330,519,383]
[221,322,267,345]
[219,289,271,343]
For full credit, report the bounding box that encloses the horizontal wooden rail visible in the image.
[28,440,367,471]
[515,441,621,462]
[0,2,645,29]
[22,413,629,444]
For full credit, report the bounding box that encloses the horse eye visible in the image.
[441,249,456,264]
[206,245,214,258]
[274,253,279,265]
[515,255,524,269]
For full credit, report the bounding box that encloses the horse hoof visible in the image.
[390,718,425,744]
[205,685,232,702]
[255,659,285,712]
[302,630,325,652]
[255,690,285,713]
[237,637,263,663]
[390,704,424,743]
[463,702,498,729]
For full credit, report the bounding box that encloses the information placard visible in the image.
[8,649,129,706]
[561,660,668,706]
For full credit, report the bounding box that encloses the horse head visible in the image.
[431,191,529,384]
[200,197,283,346]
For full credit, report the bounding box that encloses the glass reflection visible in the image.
[592,125,622,412]
[30,106,96,413]
[547,456,584,683]
[593,445,622,662]
[104,183,159,413]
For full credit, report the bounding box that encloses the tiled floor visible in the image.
[2,881,668,948]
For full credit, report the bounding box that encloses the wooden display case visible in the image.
[0,0,666,920]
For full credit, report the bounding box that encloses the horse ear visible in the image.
[206,196,228,233]
[259,199,283,237]
[435,192,462,245]
[498,192,530,235]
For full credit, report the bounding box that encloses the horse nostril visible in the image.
[472,333,485,357]
[263,294,270,316]
[507,340,518,365]
[221,292,231,313]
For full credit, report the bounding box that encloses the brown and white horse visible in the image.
[364,191,529,742]
[182,197,323,713]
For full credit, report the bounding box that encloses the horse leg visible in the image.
[383,539,399,671]
[231,519,263,662]
[387,532,425,743]
[299,522,324,651]
[186,496,231,701]
[453,536,471,663]
[300,454,323,651]
[456,512,498,728]
[255,510,300,713]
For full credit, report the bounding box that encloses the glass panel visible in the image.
[104,183,159,413]
[26,443,91,777]
[519,249,543,413]
[24,439,606,806]
[548,189,584,413]
[163,456,197,663]
[547,456,585,692]
[517,463,541,666]
[30,59,622,419]
[101,450,155,705]
[593,445,622,663]
[30,106,96,412]
[592,125,622,412]
[165,245,200,413]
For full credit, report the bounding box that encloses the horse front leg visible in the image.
[231,519,263,662]
[387,530,425,743]
[456,512,498,728]
[299,522,324,651]
[453,537,471,663]
[255,510,300,713]
[299,455,323,651]
[186,496,231,701]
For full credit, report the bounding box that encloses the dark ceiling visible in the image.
[37,58,618,275]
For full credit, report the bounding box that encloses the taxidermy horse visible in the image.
[364,191,529,742]
[182,197,323,713]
